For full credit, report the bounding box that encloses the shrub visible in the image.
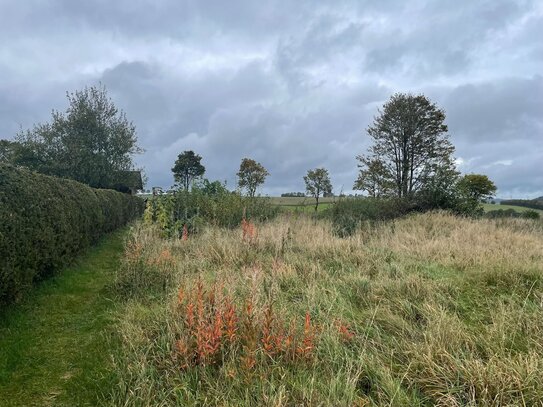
[484,209,519,219]
[327,197,410,237]
[521,210,540,220]
[0,164,144,305]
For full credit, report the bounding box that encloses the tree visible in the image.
[354,93,457,199]
[353,157,394,197]
[172,150,205,190]
[194,178,229,196]
[237,158,269,198]
[14,84,141,188]
[457,174,497,202]
[304,167,332,211]
[0,139,19,163]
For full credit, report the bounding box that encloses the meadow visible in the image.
[110,211,543,406]
[482,202,543,215]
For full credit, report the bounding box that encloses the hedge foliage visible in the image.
[0,164,144,305]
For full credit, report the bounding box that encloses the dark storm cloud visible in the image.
[1,0,541,197]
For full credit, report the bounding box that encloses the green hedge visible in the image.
[0,164,144,305]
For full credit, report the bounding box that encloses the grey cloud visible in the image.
[445,76,543,142]
[0,0,541,197]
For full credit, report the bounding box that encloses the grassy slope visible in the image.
[483,202,543,214]
[0,230,125,407]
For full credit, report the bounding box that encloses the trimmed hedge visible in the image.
[0,164,144,305]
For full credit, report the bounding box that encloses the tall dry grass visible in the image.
[110,212,543,406]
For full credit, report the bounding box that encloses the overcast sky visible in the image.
[1,0,542,197]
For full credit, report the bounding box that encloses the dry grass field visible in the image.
[110,212,543,406]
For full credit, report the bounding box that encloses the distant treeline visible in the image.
[501,199,543,211]
[281,192,306,197]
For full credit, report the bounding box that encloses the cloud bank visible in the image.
[1,0,542,197]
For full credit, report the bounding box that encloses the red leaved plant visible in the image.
[174,280,317,370]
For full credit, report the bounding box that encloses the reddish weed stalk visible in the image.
[241,218,257,243]
[174,281,317,370]
[336,319,355,342]
[146,248,174,267]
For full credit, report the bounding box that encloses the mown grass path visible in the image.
[0,229,126,406]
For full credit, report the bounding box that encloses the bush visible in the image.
[522,210,541,220]
[144,187,279,237]
[327,197,411,237]
[0,164,144,305]
[484,209,519,219]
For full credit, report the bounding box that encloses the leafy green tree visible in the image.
[237,158,269,198]
[172,150,205,190]
[353,157,394,197]
[304,167,332,211]
[355,93,457,199]
[194,179,229,196]
[416,165,462,210]
[14,84,141,188]
[457,174,497,202]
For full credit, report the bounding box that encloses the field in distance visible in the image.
[268,196,338,206]
[482,202,543,214]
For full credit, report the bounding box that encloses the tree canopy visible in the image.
[13,84,141,189]
[0,139,19,163]
[172,150,206,190]
[237,158,269,198]
[353,158,394,198]
[457,174,497,202]
[354,93,457,199]
[304,167,332,211]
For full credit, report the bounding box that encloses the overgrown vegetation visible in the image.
[111,212,543,406]
[143,187,279,238]
[326,197,411,237]
[0,164,144,306]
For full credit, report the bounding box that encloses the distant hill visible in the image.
[500,198,543,211]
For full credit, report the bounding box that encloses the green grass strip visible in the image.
[0,229,126,407]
